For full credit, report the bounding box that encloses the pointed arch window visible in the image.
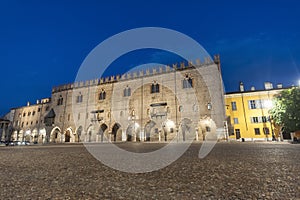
[57,95,64,105]
[123,86,131,97]
[99,89,106,100]
[151,81,160,93]
[76,92,83,103]
[183,74,193,89]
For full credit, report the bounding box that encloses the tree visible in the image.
[269,87,300,133]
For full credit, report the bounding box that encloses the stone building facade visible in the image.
[6,56,226,143]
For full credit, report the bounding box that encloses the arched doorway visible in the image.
[32,129,38,143]
[179,118,194,142]
[50,127,61,143]
[98,124,108,142]
[144,120,156,142]
[86,125,93,142]
[65,130,71,142]
[126,122,140,142]
[76,126,83,142]
[112,123,122,142]
[25,130,31,142]
[38,128,46,144]
[198,117,217,141]
[162,119,176,141]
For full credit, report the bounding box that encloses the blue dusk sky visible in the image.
[0,0,299,115]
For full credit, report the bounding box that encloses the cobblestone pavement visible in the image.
[0,142,299,200]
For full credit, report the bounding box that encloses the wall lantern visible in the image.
[207,103,212,110]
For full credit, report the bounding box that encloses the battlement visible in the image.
[52,56,217,93]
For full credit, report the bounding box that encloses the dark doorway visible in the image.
[65,130,71,142]
[99,124,108,142]
[112,123,121,142]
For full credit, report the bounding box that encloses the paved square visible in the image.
[0,142,299,199]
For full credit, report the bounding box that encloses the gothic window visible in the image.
[183,74,193,89]
[123,86,131,97]
[151,82,159,93]
[57,95,64,106]
[76,92,83,103]
[99,89,106,100]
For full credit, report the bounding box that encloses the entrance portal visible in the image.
[65,130,71,142]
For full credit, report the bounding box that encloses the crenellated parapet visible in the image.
[51,56,216,94]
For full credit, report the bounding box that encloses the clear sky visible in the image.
[0,0,299,116]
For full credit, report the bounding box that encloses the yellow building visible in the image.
[225,82,286,141]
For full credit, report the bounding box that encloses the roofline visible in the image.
[225,86,295,95]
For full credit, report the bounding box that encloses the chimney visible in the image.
[36,100,40,104]
[27,102,30,106]
[250,86,255,91]
[264,82,273,90]
[239,82,244,92]
[277,83,283,89]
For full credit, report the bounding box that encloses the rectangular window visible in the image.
[254,128,260,135]
[262,116,267,123]
[231,101,237,111]
[151,84,159,93]
[124,88,131,97]
[38,108,41,112]
[248,100,256,109]
[32,111,36,116]
[76,95,83,103]
[251,117,259,123]
[263,127,270,135]
[233,118,239,124]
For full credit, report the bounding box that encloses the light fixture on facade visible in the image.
[207,103,212,110]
